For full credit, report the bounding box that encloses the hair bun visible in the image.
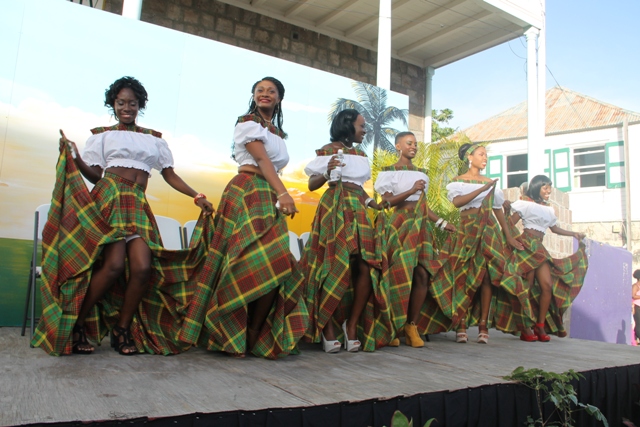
[458,143,472,161]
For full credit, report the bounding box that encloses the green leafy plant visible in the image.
[370,134,473,246]
[380,410,434,427]
[504,367,609,427]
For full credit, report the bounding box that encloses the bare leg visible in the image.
[113,238,152,354]
[76,241,127,325]
[345,255,372,340]
[522,270,536,335]
[479,268,492,330]
[535,262,553,326]
[407,265,429,324]
[477,268,492,343]
[74,241,126,352]
[248,288,277,349]
[322,319,337,341]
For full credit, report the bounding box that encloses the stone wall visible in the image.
[573,221,640,270]
[503,187,574,259]
[102,0,428,140]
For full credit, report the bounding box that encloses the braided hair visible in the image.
[232,77,286,160]
[104,76,148,117]
[245,76,286,137]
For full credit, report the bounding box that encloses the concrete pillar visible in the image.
[424,67,435,143]
[525,26,542,181]
[122,0,143,20]
[537,0,547,178]
[376,0,391,90]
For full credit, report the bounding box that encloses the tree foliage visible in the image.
[431,108,456,142]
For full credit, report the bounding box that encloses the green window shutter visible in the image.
[553,148,571,192]
[486,155,503,187]
[544,149,551,178]
[605,141,625,188]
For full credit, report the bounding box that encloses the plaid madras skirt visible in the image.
[448,194,533,332]
[299,182,393,351]
[32,147,212,355]
[512,232,588,335]
[379,194,454,335]
[178,172,308,359]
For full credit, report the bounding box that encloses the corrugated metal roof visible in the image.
[463,86,640,142]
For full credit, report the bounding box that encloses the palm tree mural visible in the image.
[328,81,408,152]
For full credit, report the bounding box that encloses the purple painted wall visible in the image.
[570,239,633,344]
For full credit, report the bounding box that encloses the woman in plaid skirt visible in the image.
[300,109,393,353]
[504,175,587,341]
[178,77,308,359]
[34,76,214,356]
[374,131,455,348]
[446,143,531,344]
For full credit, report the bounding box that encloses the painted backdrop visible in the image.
[0,0,408,325]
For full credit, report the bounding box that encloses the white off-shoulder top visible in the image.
[510,199,557,233]
[233,115,289,172]
[447,180,504,210]
[374,166,429,202]
[82,124,173,176]
[304,147,370,186]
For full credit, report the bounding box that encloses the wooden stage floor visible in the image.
[2,326,638,426]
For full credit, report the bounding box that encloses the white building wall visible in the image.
[486,123,639,223]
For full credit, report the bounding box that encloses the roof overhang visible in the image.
[217,0,542,68]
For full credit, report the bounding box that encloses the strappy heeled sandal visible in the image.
[477,320,489,344]
[520,327,539,342]
[534,322,551,342]
[342,321,361,352]
[72,324,94,355]
[110,325,137,355]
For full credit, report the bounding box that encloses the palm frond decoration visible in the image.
[371,133,485,245]
[328,81,408,153]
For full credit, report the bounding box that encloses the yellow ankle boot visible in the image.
[404,322,424,348]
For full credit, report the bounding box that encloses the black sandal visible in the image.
[72,324,94,355]
[110,325,137,355]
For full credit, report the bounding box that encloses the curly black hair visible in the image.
[330,108,360,143]
[104,76,148,115]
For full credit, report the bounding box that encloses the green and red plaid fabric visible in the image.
[299,182,393,351]
[90,123,162,138]
[447,180,533,332]
[378,191,454,335]
[509,228,588,335]
[32,145,213,355]
[179,172,308,359]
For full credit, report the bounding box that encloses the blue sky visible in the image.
[432,0,640,130]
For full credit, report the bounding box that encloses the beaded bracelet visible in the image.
[194,193,207,205]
